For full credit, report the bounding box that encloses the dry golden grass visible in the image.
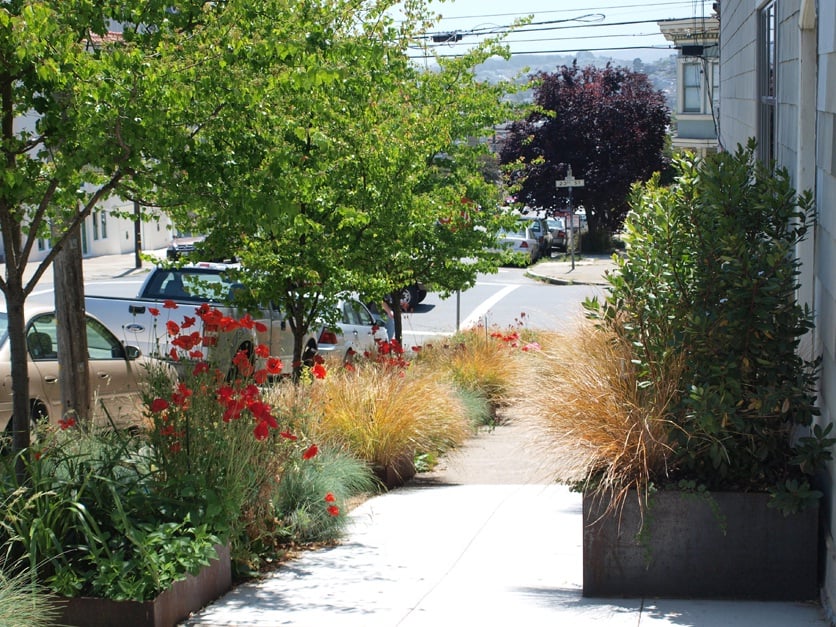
[515,321,684,515]
[305,362,472,471]
[413,326,529,407]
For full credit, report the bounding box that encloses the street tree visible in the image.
[499,62,669,244]
[0,1,226,462]
[154,0,523,360]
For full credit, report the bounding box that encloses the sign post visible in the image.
[555,165,585,269]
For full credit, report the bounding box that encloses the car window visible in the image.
[87,317,126,360]
[144,269,231,302]
[347,301,374,326]
[26,314,59,361]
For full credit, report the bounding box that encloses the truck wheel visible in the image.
[2,402,48,455]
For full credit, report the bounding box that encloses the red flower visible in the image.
[189,349,205,359]
[217,385,234,403]
[254,369,268,385]
[172,382,193,407]
[327,505,340,517]
[148,307,160,317]
[280,431,298,441]
[168,347,180,362]
[255,344,270,358]
[58,416,76,430]
[220,317,240,332]
[166,320,180,336]
[254,321,267,333]
[192,361,210,376]
[411,346,421,353]
[163,299,178,309]
[181,315,197,329]
[172,331,201,350]
[302,444,319,460]
[324,492,336,503]
[201,308,223,325]
[232,350,254,377]
[150,398,170,413]
[169,441,182,453]
[266,357,283,375]
[311,363,327,379]
[253,420,270,441]
[239,313,255,329]
[344,362,355,372]
[196,303,211,316]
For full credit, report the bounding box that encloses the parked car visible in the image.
[0,304,155,435]
[518,215,553,256]
[166,232,205,260]
[317,298,388,361]
[546,216,567,251]
[492,224,541,265]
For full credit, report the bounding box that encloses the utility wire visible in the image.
[425,1,713,23]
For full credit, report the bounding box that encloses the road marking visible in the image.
[461,284,521,329]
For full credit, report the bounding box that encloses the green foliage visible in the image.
[273,446,375,545]
[587,142,825,509]
[0,429,220,601]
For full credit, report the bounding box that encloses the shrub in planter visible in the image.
[581,141,830,510]
[529,143,833,598]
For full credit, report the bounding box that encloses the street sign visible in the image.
[555,178,585,188]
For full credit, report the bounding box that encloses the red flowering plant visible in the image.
[141,306,341,567]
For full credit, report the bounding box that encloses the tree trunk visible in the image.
[390,290,403,344]
[53,228,90,424]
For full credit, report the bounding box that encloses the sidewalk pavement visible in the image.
[182,418,830,627]
[525,252,619,286]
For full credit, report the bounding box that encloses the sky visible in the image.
[408,0,716,62]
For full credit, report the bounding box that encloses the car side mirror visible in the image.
[125,345,142,360]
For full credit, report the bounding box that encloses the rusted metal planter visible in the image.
[583,491,819,600]
[53,544,231,627]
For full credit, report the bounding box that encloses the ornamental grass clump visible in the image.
[413,322,532,408]
[520,321,682,515]
[0,427,221,601]
[0,558,59,627]
[580,142,830,513]
[307,357,471,479]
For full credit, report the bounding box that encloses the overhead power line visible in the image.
[429,0,712,23]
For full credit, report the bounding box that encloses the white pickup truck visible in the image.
[85,264,385,375]
[85,264,318,376]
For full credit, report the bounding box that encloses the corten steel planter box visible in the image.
[583,491,819,600]
[53,544,231,627]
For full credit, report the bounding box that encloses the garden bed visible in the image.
[52,544,231,627]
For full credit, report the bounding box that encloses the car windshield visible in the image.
[0,312,7,344]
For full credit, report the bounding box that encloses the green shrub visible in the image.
[0,429,220,601]
[585,141,830,510]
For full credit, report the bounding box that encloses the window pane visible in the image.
[682,63,702,113]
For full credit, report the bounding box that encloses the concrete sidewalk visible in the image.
[182,417,830,627]
[526,252,618,286]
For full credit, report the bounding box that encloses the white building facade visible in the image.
[659,17,721,155]
[718,0,835,617]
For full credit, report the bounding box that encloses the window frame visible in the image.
[758,0,777,165]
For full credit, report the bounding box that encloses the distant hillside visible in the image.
[474,52,677,110]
